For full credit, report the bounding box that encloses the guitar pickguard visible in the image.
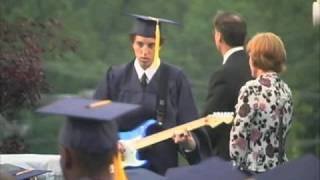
[119,119,158,168]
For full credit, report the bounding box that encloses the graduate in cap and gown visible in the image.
[94,14,202,175]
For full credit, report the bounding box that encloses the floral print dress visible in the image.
[230,72,293,172]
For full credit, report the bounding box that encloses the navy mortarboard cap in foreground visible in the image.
[0,163,50,180]
[165,157,248,180]
[126,168,167,180]
[129,13,179,37]
[37,97,141,153]
[254,154,320,180]
[37,97,141,122]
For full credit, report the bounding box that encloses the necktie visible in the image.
[141,73,148,88]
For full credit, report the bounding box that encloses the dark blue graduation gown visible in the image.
[94,60,199,174]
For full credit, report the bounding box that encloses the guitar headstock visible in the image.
[205,112,234,128]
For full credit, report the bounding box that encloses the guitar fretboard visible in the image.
[132,115,232,150]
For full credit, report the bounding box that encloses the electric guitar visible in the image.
[119,112,234,168]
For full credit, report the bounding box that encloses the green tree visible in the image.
[1,0,318,157]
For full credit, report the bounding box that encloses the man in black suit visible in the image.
[202,11,252,160]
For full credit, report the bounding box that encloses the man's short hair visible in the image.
[213,11,247,47]
[72,148,115,176]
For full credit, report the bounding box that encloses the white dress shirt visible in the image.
[223,46,244,65]
[134,59,160,84]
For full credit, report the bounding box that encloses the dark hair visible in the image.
[59,119,118,176]
[73,149,116,176]
[213,11,247,47]
[129,34,165,45]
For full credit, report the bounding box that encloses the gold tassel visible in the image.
[112,152,127,180]
[151,19,161,69]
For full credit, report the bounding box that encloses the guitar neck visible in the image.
[132,117,209,150]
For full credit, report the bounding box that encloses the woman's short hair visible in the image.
[246,32,287,73]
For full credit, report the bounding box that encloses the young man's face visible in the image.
[132,35,156,70]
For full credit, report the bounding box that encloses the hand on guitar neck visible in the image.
[117,112,234,168]
[173,112,234,152]
[172,130,196,152]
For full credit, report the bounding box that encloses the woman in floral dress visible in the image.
[229,32,293,173]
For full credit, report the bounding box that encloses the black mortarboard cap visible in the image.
[165,157,248,180]
[0,163,50,180]
[37,97,141,122]
[126,168,167,180]
[37,97,141,153]
[129,13,179,37]
[254,154,320,180]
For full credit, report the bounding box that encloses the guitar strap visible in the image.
[156,63,169,125]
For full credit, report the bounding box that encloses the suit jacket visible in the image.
[202,49,252,160]
[94,60,199,175]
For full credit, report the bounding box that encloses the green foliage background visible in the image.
[1,0,319,159]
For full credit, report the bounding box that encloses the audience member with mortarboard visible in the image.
[254,154,319,180]
[0,163,49,180]
[165,156,249,180]
[93,13,202,175]
[37,98,141,180]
